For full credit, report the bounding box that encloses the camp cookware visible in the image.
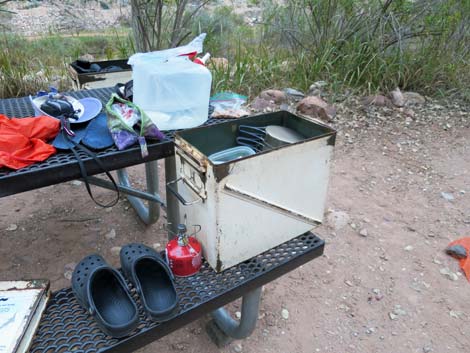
[208,146,256,164]
[236,124,304,151]
[264,125,304,148]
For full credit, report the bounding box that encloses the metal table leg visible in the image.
[165,156,181,237]
[206,287,262,347]
[117,160,161,225]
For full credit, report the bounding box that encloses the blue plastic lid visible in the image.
[208,146,256,165]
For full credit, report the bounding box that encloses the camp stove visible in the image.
[166,224,202,277]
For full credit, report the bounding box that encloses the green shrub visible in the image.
[0,32,134,98]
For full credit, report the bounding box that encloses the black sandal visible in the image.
[120,243,178,321]
[71,254,139,338]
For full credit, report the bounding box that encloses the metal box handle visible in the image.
[167,177,202,206]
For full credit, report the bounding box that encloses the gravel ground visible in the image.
[1,93,469,352]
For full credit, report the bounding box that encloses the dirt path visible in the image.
[0,97,469,353]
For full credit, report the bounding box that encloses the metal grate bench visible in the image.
[29,233,323,353]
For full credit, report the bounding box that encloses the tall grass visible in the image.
[207,0,469,98]
[0,31,133,98]
[259,0,469,95]
[0,0,468,100]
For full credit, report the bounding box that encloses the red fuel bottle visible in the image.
[166,224,202,277]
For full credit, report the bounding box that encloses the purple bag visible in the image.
[105,94,165,157]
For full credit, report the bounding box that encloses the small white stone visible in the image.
[281,308,289,320]
[440,268,459,281]
[6,224,18,231]
[235,311,241,319]
[71,180,82,186]
[105,229,116,240]
[389,312,398,320]
[110,246,122,255]
[359,228,368,237]
[441,192,454,201]
[233,343,243,353]
[63,270,73,280]
[152,243,162,250]
[404,245,413,251]
[393,305,407,316]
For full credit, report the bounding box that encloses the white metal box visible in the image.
[171,111,336,272]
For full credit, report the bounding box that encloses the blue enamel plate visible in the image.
[73,97,103,124]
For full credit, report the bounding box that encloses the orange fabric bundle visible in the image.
[447,237,470,281]
[0,114,60,170]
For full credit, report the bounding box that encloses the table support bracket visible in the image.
[206,287,262,347]
[86,161,164,225]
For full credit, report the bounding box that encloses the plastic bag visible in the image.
[128,33,206,66]
[105,94,165,158]
[210,92,250,119]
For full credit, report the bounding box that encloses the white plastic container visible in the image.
[130,56,212,131]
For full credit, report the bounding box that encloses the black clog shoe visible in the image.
[120,243,178,321]
[71,254,139,338]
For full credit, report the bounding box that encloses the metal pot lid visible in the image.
[265,125,304,144]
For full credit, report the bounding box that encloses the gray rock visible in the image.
[110,246,122,255]
[390,88,405,107]
[281,308,289,320]
[64,262,76,271]
[361,95,393,107]
[6,224,18,231]
[63,271,73,281]
[440,267,459,281]
[403,91,426,105]
[71,180,82,186]
[297,96,336,121]
[233,343,243,353]
[63,262,76,280]
[307,81,327,96]
[393,305,407,316]
[250,97,278,112]
[359,228,368,237]
[104,229,116,240]
[449,310,463,319]
[283,88,305,101]
[79,53,95,62]
[259,89,287,104]
[326,210,350,230]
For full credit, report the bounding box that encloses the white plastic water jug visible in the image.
[130,55,212,131]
